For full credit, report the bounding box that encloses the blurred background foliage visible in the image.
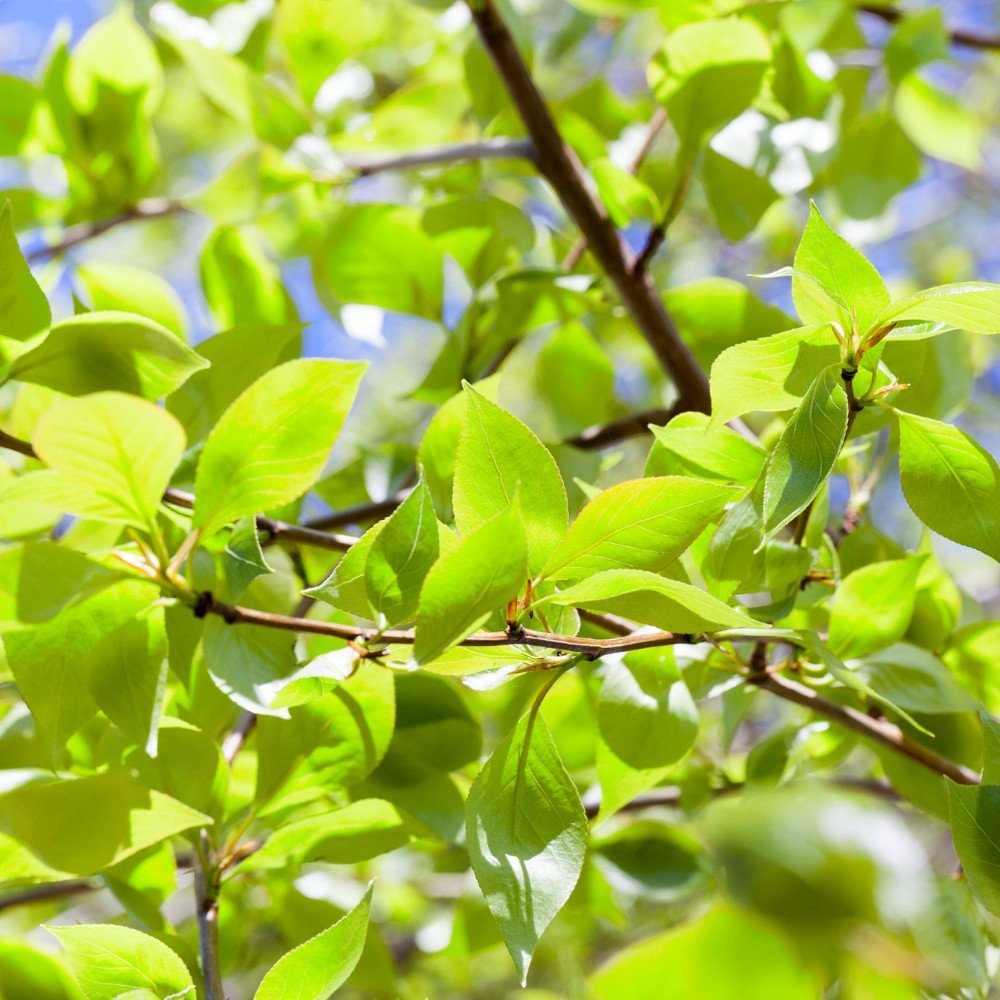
[0,0,998,997]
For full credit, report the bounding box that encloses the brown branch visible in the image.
[859,5,1000,51]
[302,489,413,533]
[467,0,710,411]
[632,152,696,276]
[194,841,225,1000]
[341,137,535,177]
[566,404,678,450]
[0,878,98,914]
[580,610,980,786]
[563,106,668,269]
[26,199,188,263]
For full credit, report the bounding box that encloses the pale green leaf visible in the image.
[646,411,766,484]
[762,364,848,539]
[709,324,839,426]
[540,477,735,582]
[0,200,50,352]
[7,312,207,399]
[949,785,1000,917]
[366,478,439,626]
[0,770,210,876]
[827,559,923,660]
[76,262,187,339]
[48,924,192,1000]
[453,385,567,575]
[792,203,888,334]
[33,392,185,528]
[542,569,758,633]
[466,712,587,984]
[897,412,1000,562]
[896,73,982,171]
[414,504,527,665]
[254,883,372,1000]
[194,358,366,536]
[878,283,1000,336]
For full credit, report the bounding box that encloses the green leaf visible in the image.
[255,663,395,803]
[3,581,160,766]
[315,204,444,319]
[0,770,210,876]
[597,648,699,769]
[254,883,372,1000]
[590,906,819,999]
[857,644,978,714]
[792,204,889,334]
[896,412,1000,562]
[203,617,296,716]
[7,313,207,399]
[414,504,526,665]
[33,392,185,529]
[877,283,1000,336]
[48,924,193,1000]
[193,358,366,536]
[542,569,758,633]
[0,938,85,1000]
[453,385,567,576]
[365,478,439,626]
[466,711,587,984]
[224,517,272,600]
[648,17,772,146]
[76,262,188,339]
[949,784,1000,917]
[761,364,848,540]
[702,148,778,241]
[827,559,923,660]
[646,411,766,484]
[591,158,660,226]
[200,226,296,329]
[540,477,735,582]
[305,517,386,618]
[895,73,982,171]
[709,324,840,426]
[0,200,50,351]
[252,799,410,868]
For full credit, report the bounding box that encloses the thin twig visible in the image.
[467,0,710,410]
[340,137,535,177]
[221,711,257,766]
[631,151,696,275]
[26,199,187,263]
[563,106,668,269]
[0,878,98,913]
[566,404,679,450]
[859,4,1000,51]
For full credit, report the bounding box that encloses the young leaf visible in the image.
[857,644,977,714]
[224,516,273,599]
[466,711,587,984]
[414,504,527,665]
[897,411,1000,562]
[305,516,387,618]
[0,199,50,350]
[877,282,1000,336]
[949,784,1000,917]
[48,924,193,1000]
[541,569,758,634]
[33,392,185,529]
[709,325,840,426]
[193,358,366,536]
[540,477,736,582]
[365,478,439,626]
[7,312,207,399]
[597,649,699,769]
[791,204,889,334]
[762,365,848,540]
[827,559,923,660]
[646,411,766,485]
[453,385,568,575]
[0,770,210,875]
[254,883,372,1000]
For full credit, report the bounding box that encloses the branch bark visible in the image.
[194,841,225,1000]
[859,5,1000,51]
[341,137,535,177]
[467,0,710,411]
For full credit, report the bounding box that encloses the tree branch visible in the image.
[859,5,1000,51]
[467,0,710,410]
[0,878,98,914]
[194,839,225,1000]
[341,137,535,177]
[26,199,187,263]
[566,404,679,450]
